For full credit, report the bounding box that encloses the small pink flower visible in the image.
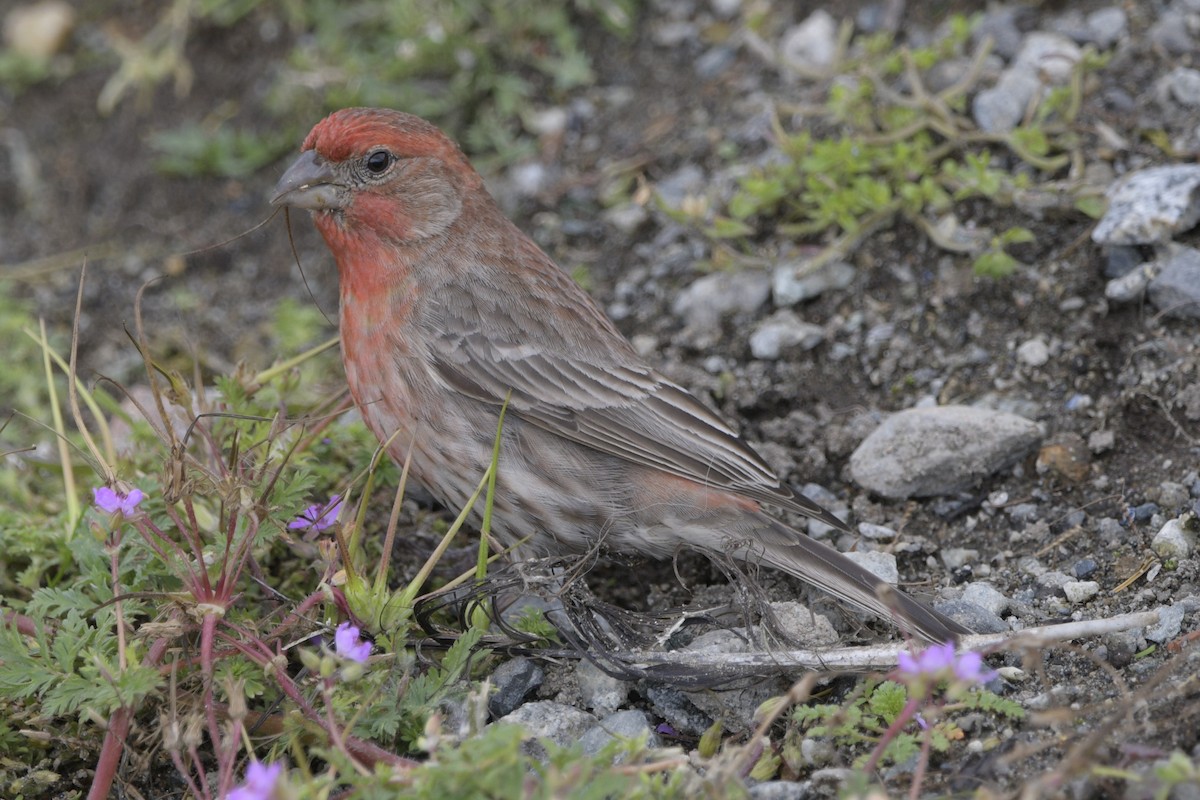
[896,641,996,694]
[334,621,372,664]
[226,760,281,800]
[93,486,145,518]
[288,494,342,532]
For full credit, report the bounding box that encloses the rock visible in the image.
[933,599,1008,634]
[1036,433,1091,482]
[848,405,1043,499]
[1086,7,1128,47]
[1103,244,1144,278]
[644,686,711,737]
[749,781,811,800]
[497,701,598,751]
[576,659,630,716]
[1014,32,1083,83]
[1105,263,1155,303]
[779,10,838,74]
[768,601,840,646]
[973,33,1082,133]
[1063,580,1100,604]
[655,164,707,210]
[1016,338,1051,367]
[1151,517,1196,560]
[857,522,896,540]
[1165,67,1200,107]
[682,630,783,731]
[961,582,1010,616]
[1073,558,1098,579]
[1088,429,1115,454]
[749,311,825,359]
[3,1,75,59]
[843,550,899,586]
[578,710,659,757]
[1144,603,1186,643]
[1148,11,1194,55]
[772,260,856,305]
[1148,245,1200,319]
[1092,165,1200,245]
[488,657,545,718]
[940,548,979,571]
[672,270,772,333]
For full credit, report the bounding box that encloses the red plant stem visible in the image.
[863,695,924,774]
[199,611,226,789]
[87,636,171,800]
[909,723,933,800]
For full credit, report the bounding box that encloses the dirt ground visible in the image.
[3,0,1200,796]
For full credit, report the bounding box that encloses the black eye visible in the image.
[365,150,392,174]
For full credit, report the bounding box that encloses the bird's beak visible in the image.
[271,150,345,211]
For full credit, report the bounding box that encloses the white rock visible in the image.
[1151,517,1196,560]
[1063,580,1100,604]
[749,310,825,359]
[1092,165,1200,245]
[1016,338,1050,367]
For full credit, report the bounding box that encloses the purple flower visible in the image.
[334,622,372,664]
[93,486,145,518]
[288,494,342,532]
[226,761,281,800]
[896,641,997,694]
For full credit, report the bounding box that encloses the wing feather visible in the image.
[425,297,848,532]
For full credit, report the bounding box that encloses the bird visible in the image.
[271,107,969,643]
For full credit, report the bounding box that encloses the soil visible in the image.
[3,1,1199,797]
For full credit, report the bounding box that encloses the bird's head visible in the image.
[272,108,483,245]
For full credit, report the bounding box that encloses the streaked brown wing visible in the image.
[427,313,848,532]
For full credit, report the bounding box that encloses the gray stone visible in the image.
[683,630,784,731]
[1148,245,1200,319]
[749,310,825,360]
[848,405,1043,499]
[1105,263,1155,303]
[1145,604,1187,643]
[1151,517,1196,560]
[1063,580,1100,604]
[575,658,630,716]
[644,685,711,737]
[768,601,840,646]
[579,710,659,757]
[1086,7,1127,47]
[779,10,838,74]
[934,599,1008,634]
[750,781,812,800]
[843,550,899,586]
[961,582,1010,616]
[488,657,545,718]
[1016,338,1051,367]
[1092,165,1200,245]
[497,701,598,750]
[1166,67,1200,107]
[1148,11,1194,55]
[940,547,979,571]
[673,270,772,332]
[772,260,856,305]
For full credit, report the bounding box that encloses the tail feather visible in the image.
[744,517,971,643]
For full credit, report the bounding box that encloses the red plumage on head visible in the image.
[302,107,470,169]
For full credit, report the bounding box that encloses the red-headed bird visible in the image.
[272,107,968,642]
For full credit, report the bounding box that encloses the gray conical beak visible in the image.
[271,150,345,211]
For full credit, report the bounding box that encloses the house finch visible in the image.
[272,107,968,642]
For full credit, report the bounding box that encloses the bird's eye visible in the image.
[365,150,392,174]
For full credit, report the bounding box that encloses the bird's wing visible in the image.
[423,281,847,531]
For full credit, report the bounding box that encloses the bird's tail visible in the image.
[740,515,972,643]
